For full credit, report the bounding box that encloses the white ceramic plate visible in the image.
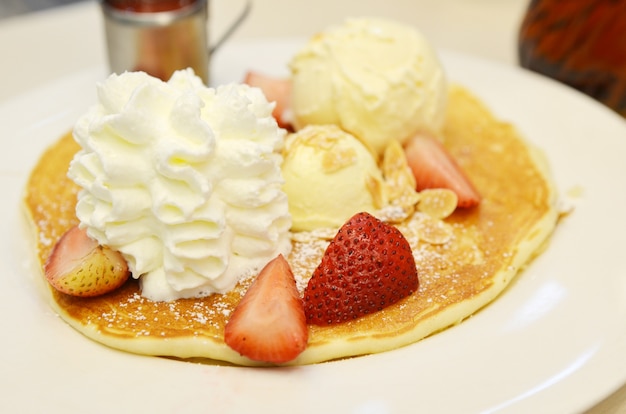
[2,39,626,413]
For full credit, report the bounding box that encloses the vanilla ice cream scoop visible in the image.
[68,69,292,302]
[282,125,387,231]
[289,18,448,156]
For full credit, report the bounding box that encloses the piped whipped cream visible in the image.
[68,69,292,302]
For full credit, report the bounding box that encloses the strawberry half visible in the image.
[224,254,308,364]
[404,133,481,208]
[44,226,130,297]
[243,71,293,129]
[303,212,419,326]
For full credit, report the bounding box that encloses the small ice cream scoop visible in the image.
[281,124,387,231]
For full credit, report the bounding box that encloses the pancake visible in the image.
[23,85,560,366]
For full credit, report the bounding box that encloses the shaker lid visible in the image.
[104,0,200,13]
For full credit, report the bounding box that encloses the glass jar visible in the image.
[518,0,626,118]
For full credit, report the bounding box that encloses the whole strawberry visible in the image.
[303,212,419,326]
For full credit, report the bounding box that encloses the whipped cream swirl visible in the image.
[68,69,292,301]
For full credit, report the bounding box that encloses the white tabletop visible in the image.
[1,1,624,412]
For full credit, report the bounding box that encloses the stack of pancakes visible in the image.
[23,85,560,366]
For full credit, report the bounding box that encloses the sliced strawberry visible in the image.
[243,71,292,129]
[224,254,308,364]
[303,212,419,326]
[44,226,130,297]
[404,133,481,208]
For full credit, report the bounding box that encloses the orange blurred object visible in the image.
[518,0,626,117]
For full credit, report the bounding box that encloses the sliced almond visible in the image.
[380,140,420,221]
[417,189,458,220]
[414,213,453,245]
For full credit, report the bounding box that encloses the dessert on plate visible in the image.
[23,17,561,366]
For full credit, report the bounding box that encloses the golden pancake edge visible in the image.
[23,85,560,366]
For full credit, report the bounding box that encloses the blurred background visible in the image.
[0,0,86,19]
[0,0,624,118]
